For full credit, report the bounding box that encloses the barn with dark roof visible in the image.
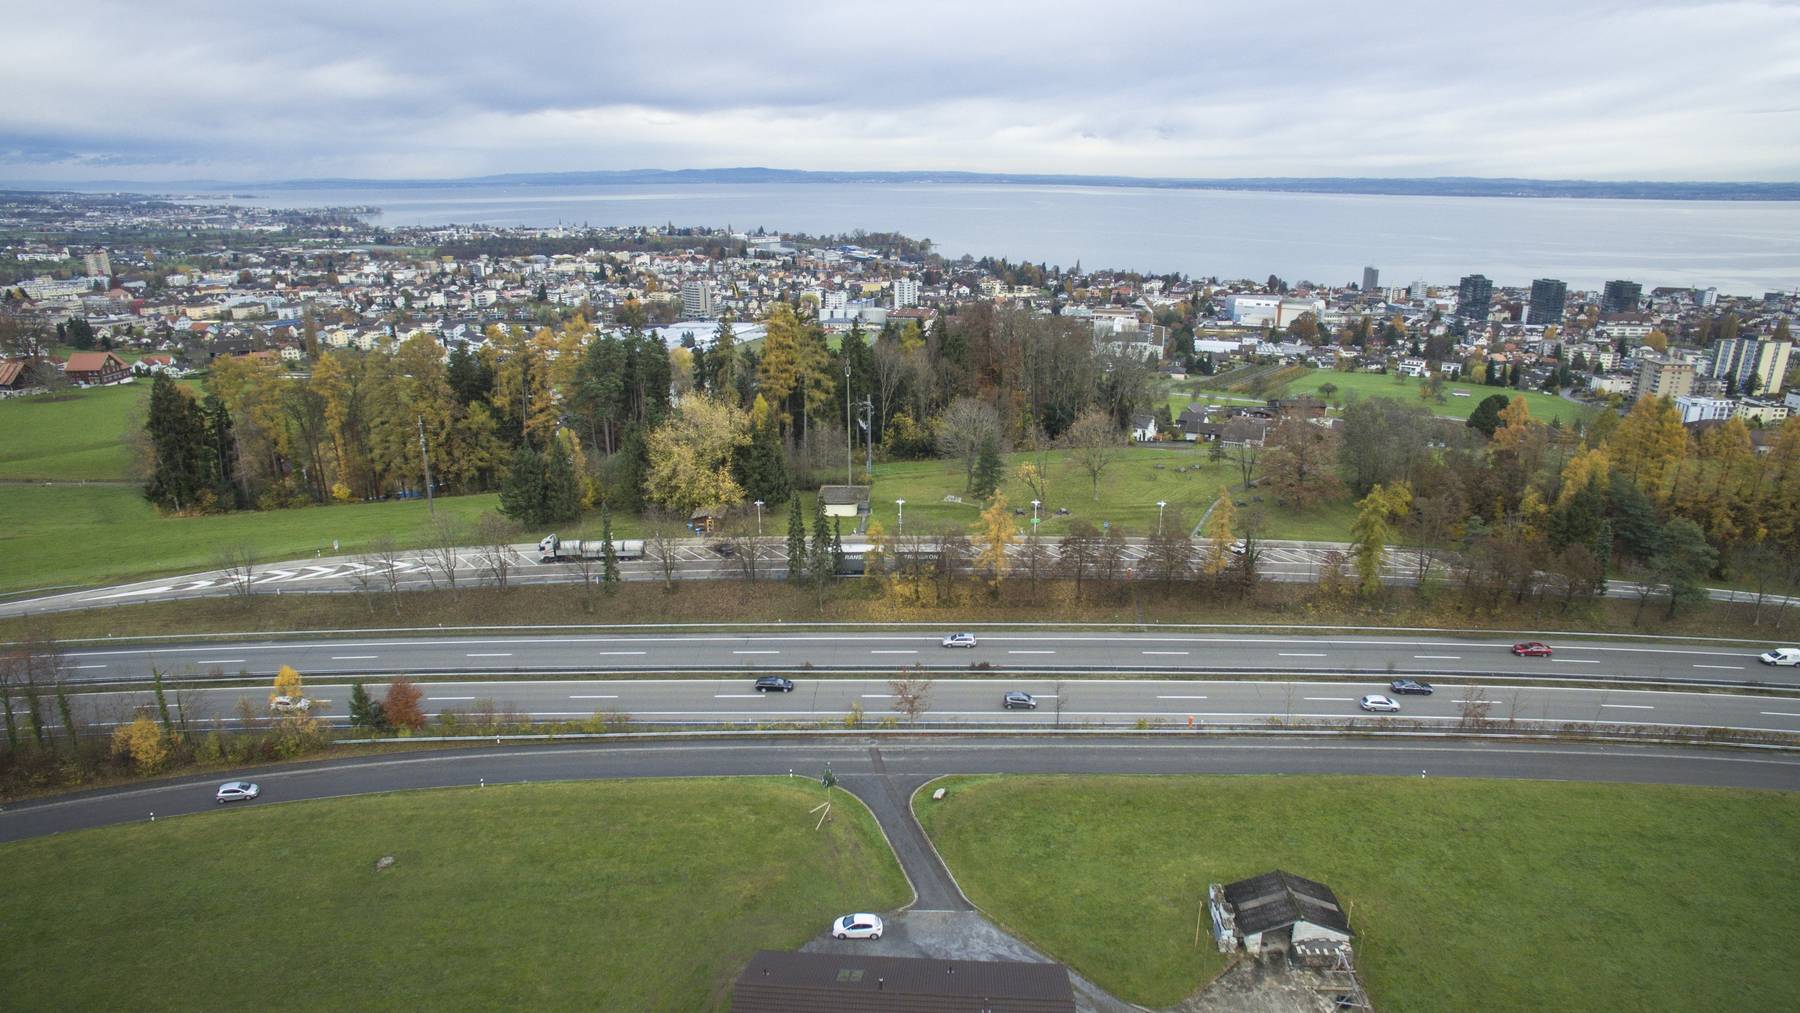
[1209,869,1354,956]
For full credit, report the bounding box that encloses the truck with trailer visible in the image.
[537,533,645,563]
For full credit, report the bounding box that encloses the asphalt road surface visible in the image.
[5,537,1790,618]
[61,674,1800,737]
[6,737,1798,848]
[51,630,1800,687]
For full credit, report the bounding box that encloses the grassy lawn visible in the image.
[1273,368,1590,425]
[865,447,1239,538]
[0,484,501,593]
[918,775,1800,1010]
[0,778,908,1011]
[0,381,155,481]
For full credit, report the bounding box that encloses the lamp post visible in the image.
[1031,499,1041,528]
[895,499,905,536]
[754,500,764,537]
[1156,500,1167,536]
[844,361,854,486]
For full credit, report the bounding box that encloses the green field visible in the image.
[1272,368,1590,425]
[0,381,155,481]
[0,484,501,594]
[917,775,1800,1010]
[0,778,908,1011]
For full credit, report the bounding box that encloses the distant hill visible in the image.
[12,167,1799,201]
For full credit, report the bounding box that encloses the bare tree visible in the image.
[1095,525,1127,588]
[1058,521,1099,599]
[889,664,933,727]
[476,513,515,591]
[1018,532,1049,598]
[426,514,465,592]
[370,535,405,612]
[722,522,762,582]
[348,550,383,612]
[645,515,683,592]
[0,647,23,753]
[1458,685,1491,730]
[935,397,1002,492]
[571,548,601,613]
[1145,518,1194,592]
[933,531,970,603]
[1063,408,1123,501]
[1222,417,1264,488]
[213,543,258,601]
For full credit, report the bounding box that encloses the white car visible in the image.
[832,913,884,940]
[216,781,260,804]
[269,695,311,714]
[941,632,978,648]
[1759,648,1800,666]
[1358,694,1401,713]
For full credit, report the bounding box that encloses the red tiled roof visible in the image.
[65,351,123,373]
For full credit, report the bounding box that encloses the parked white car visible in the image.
[832,913,884,940]
[1358,694,1401,713]
[215,781,260,804]
[941,632,978,648]
[1760,648,1800,666]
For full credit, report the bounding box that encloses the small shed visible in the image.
[819,485,871,522]
[1210,869,1354,956]
[690,505,726,534]
[731,950,1075,1013]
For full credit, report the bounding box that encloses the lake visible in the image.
[211,182,1799,295]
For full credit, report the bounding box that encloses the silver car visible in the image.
[941,632,978,648]
[1358,694,1400,713]
[216,781,260,804]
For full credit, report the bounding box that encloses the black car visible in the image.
[1002,691,1038,710]
[1389,679,1434,695]
[754,676,794,692]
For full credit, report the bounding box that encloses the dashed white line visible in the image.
[1555,659,1600,664]
[69,664,107,669]
[870,650,918,655]
[1304,696,1352,701]
[732,650,781,655]
[1759,711,1800,718]
[1008,650,1056,655]
[331,655,379,660]
[714,693,764,698]
[466,653,513,658]
[1692,665,1745,671]
[429,696,476,701]
[1157,694,1209,700]
[1414,655,1461,660]
[1142,651,1191,656]
[195,658,245,664]
[860,693,893,699]
[569,694,619,700]
[595,651,647,656]
[1601,703,1654,709]
[1280,653,1327,657]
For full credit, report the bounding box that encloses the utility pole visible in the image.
[844,361,853,486]
[860,396,875,484]
[417,416,436,517]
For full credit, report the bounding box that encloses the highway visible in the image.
[4,536,1791,618]
[5,737,1798,847]
[60,675,1800,736]
[47,630,1800,687]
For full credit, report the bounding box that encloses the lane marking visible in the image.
[860,693,893,699]
[1304,696,1353,701]
[1142,651,1190,656]
[1280,653,1327,657]
[331,655,379,660]
[595,651,648,656]
[428,696,476,701]
[1692,664,1745,671]
[466,653,513,658]
[870,650,918,655]
[569,694,619,700]
[194,658,245,664]
[1157,694,1209,700]
[1601,703,1654,709]
[70,664,107,669]
[1759,711,1800,717]
[714,693,765,698]
[732,650,780,655]
[1414,655,1461,660]
[1554,659,1600,664]
[1008,650,1056,655]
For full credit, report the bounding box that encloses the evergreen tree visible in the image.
[152,668,174,734]
[202,392,236,505]
[811,494,835,586]
[446,343,494,405]
[787,496,807,579]
[498,444,548,525]
[971,435,1004,499]
[731,406,791,506]
[349,681,375,729]
[144,375,210,511]
[601,504,620,592]
[542,438,582,524]
[831,517,845,575]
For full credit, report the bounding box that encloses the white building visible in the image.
[1224,294,1281,326]
[1674,395,1735,424]
[1736,399,1790,425]
[892,277,919,309]
[680,279,716,319]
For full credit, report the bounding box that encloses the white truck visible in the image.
[537,533,645,563]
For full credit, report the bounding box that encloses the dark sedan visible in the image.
[753,676,795,692]
[1389,679,1434,695]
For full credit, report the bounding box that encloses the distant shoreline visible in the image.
[6,168,1798,202]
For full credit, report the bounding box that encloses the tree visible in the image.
[1016,459,1049,507]
[1144,519,1194,591]
[786,496,807,579]
[1059,521,1100,598]
[144,375,214,512]
[1351,482,1413,596]
[1262,415,1341,509]
[352,680,381,730]
[731,395,791,506]
[1612,395,1687,503]
[111,714,169,771]
[271,664,303,704]
[1223,417,1263,488]
[1339,398,1433,496]
[889,665,933,727]
[601,504,621,593]
[936,397,1002,492]
[1651,517,1718,620]
[382,678,426,731]
[1063,408,1122,501]
[541,436,583,525]
[973,493,1018,588]
[1203,488,1236,576]
[498,444,547,525]
[810,495,834,588]
[970,436,1004,500]
[644,394,751,516]
[1466,394,1511,438]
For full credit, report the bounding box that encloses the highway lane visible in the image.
[6,737,1798,845]
[60,676,1800,736]
[50,630,1800,687]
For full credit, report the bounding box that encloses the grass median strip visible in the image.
[915,774,1800,1010]
[0,778,908,1011]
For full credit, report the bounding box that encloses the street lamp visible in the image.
[1031,499,1041,528]
[895,499,905,536]
[1156,500,1167,535]
[844,361,854,486]
[753,500,765,537]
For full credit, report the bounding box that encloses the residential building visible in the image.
[1528,279,1567,326]
[1602,279,1643,314]
[891,276,919,309]
[1710,336,1792,396]
[64,350,129,385]
[1223,294,1281,326]
[1456,274,1493,324]
[680,279,716,319]
[82,249,111,278]
[1673,395,1734,424]
[1635,356,1695,402]
[1736,399,1790,425]
[1408,279,1428,300]
[1361,266,1379,292]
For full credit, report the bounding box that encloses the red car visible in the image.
[1511,641,1553,657]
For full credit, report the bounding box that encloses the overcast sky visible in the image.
[3,0,1796,183]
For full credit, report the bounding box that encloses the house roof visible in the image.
[0,360,27,387]
[730,950,1075,1013]
[64,351,123,373]
[1222,870,1353,938]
